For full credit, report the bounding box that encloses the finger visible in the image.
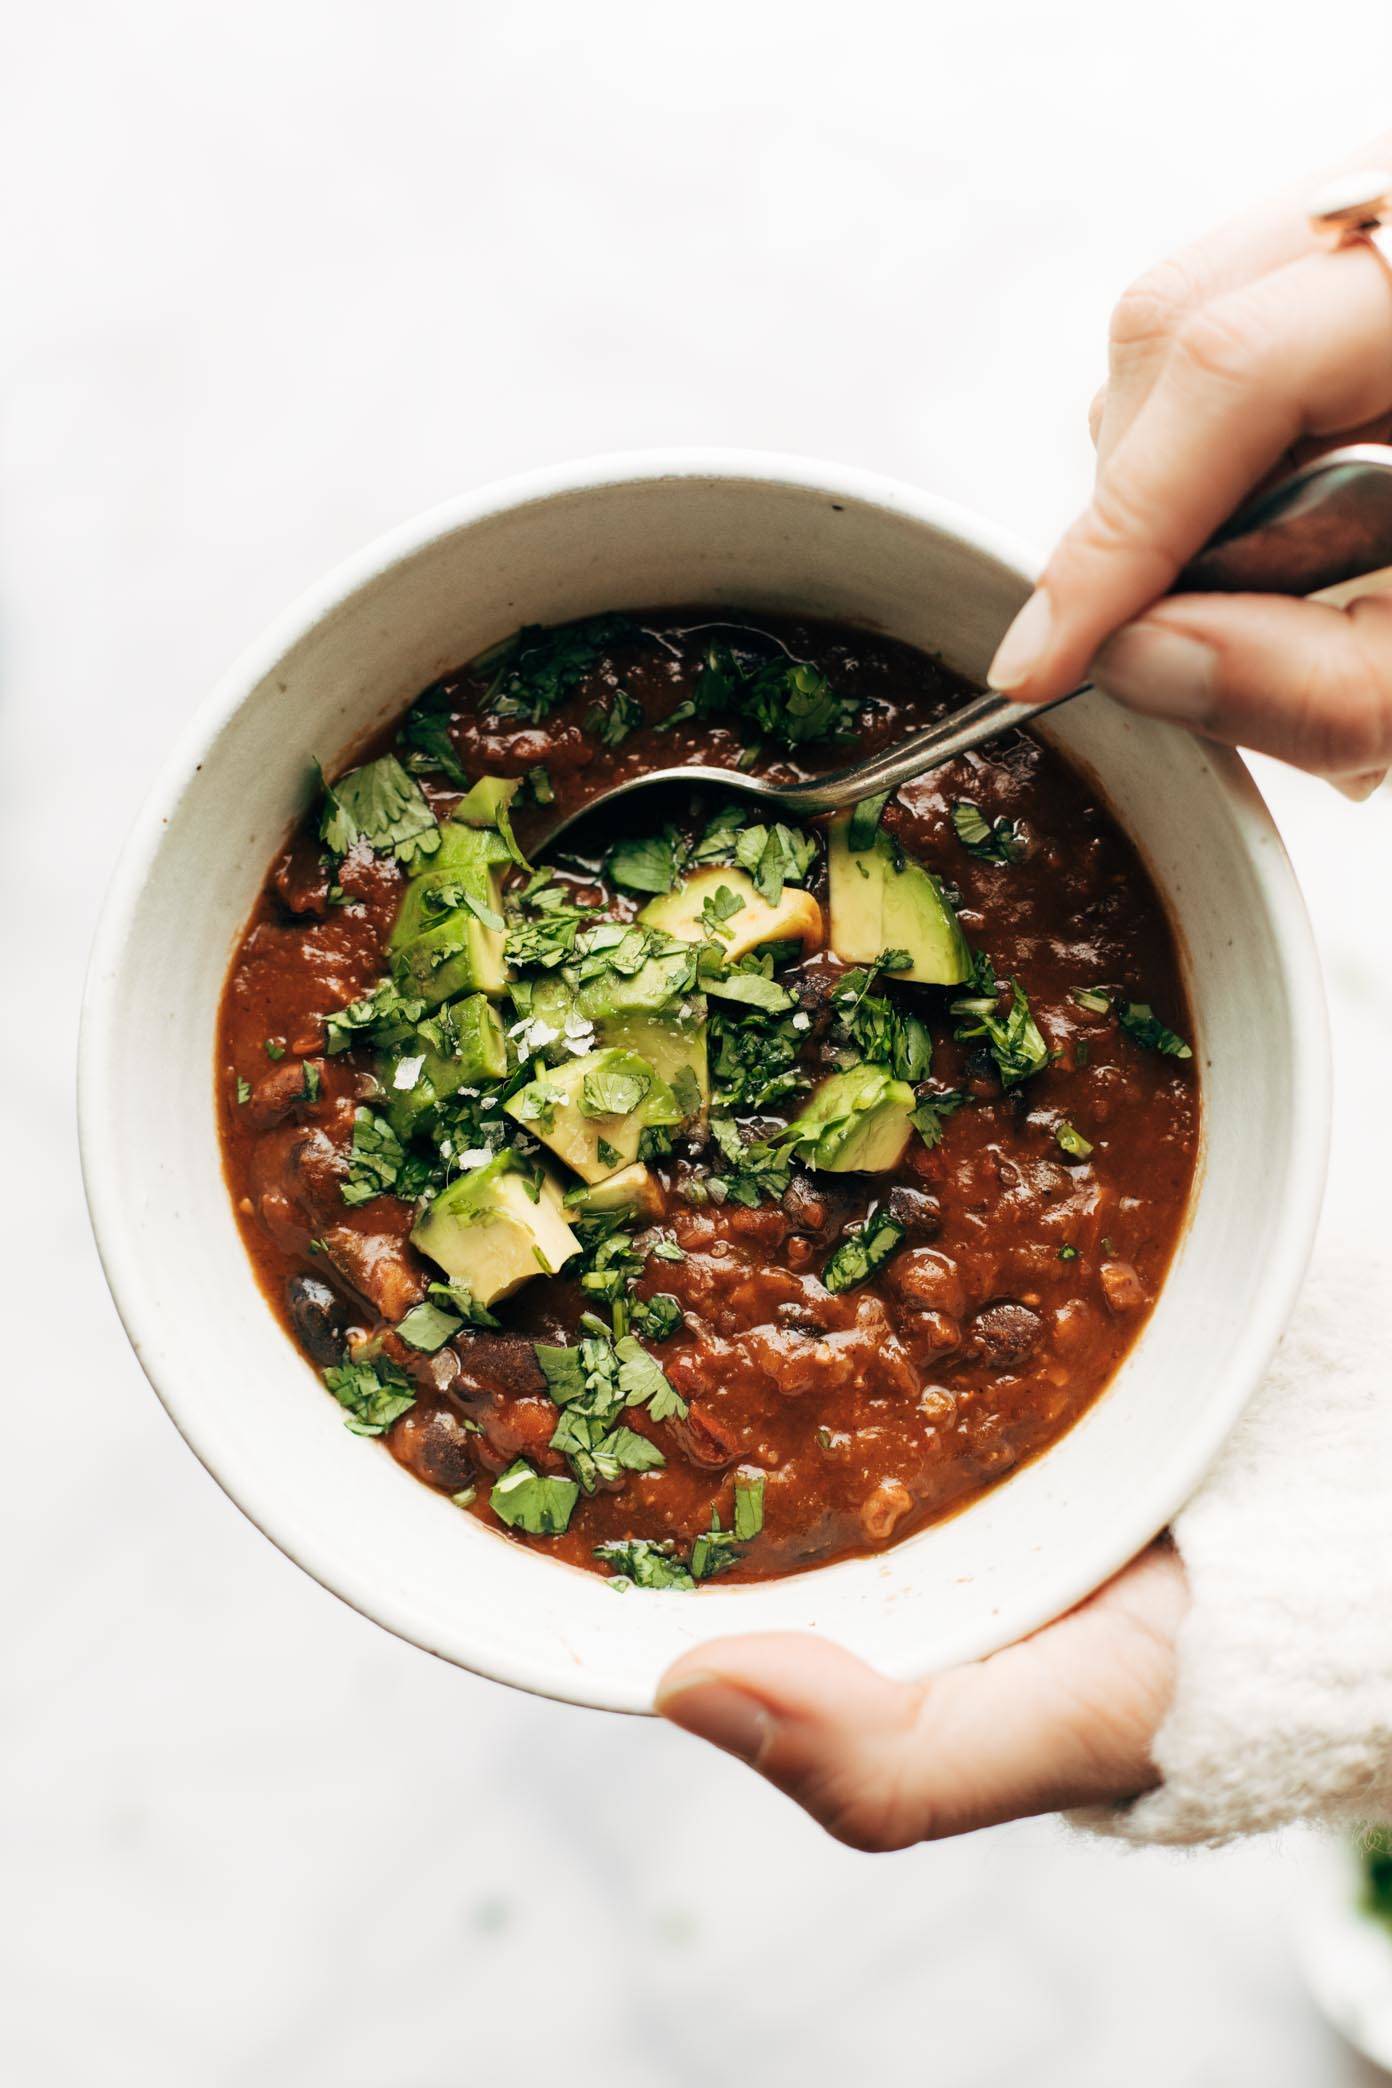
[1093,590,1392,786]
[1097,131,1392,462]
[656,1543,1185,1851]
[1097,208,1319,464]
[989,242,1392,704]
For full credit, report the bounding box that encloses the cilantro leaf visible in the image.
[324,978,426,1054]
[394,1301,463,1352]
[614,1333,689,1421]
[822,1209,906,1293]
[909,1087,966,1148]
[489,1459,579,1535]
[699,883,745,938]
[690,1510,741,1581]
[317,755,440,868]
[733,1470,766,1541]
[397,681,469,786]
[1118,1001,1193,1060]
[323,1355,416,1437]
[951,799,1025,863]
[606,832,682,896]
[847,790,893,851]
[952,976,1050,1088]
[708,1116,794,1208]
[340,1107,406,1207]
[581,1058,652,1119]
[704,970,795,1015]
[595,1538,696,1590]
[585,687,644,747]
[830,965,932,1084]
[481,615,639,724]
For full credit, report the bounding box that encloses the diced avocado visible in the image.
[827,813,971,986]
[639,867,823,963]
[575,947,699,1022]
[504,1048,682,1184]
[519,975,708,1126]
[410,1155,579,1306]
[601,1010,708,1127]
[389,822,512,1004]
[452,775,522,829]
[565,1162,664,1222]
[783,1062,916,1173]
[382,994,507,1140]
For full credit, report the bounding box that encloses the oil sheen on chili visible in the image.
[218,610,1199,1588]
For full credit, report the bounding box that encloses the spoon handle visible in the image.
[771,686,1086,814]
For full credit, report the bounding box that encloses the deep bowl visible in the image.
[78,451,1330,1712]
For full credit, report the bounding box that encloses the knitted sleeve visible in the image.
[1075,1240,1392,1846]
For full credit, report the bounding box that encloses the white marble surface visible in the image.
[5,4,1392,2082]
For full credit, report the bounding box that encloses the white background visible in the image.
[5,4,1392,2082]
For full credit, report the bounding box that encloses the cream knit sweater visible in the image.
[1082,1238,1392,1846]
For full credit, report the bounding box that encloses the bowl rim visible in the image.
[78,445,1332,1706]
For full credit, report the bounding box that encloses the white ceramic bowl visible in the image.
[79,450,1330,1713]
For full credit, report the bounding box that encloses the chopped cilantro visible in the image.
[525,764,555,806]
[1058,1243,1080,1262]
[823,1209,906,1293]
[708,1116,794,1208]
[595,1538,696,1590]
[1055,1120,1094,1161]
[341,1107,406,1207]
[952,976,1050,1088]
[606,832,683,896]
[615,1334,688,1421]
[733,1470,766,1541]
[951,800,1025,863]
[910,1088,966,1148]
[317,754,440,868]
[830,964,932,1084]
[847,790,893,851]
[324,978,426,1054]
[1118,1001,1193,1060]
[691,818,818,904]
[704,969,794,1015]
[264,1038,286,1061]
[397,680,470,786]
[300,1061,322,1103]
[395,1300,463,1352]
[699,883,746,938]
[1070,986,1113,1016]
[581,1057,652,1118]
[481,614,639,724]
[323,1355,415,1437]
[585,687,644,747]
[489,1459,579,1535]
[690,1510,741,1581]
[632,1291,683,1341]
[235,1076,251,1104]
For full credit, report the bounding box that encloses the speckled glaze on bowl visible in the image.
[78,451,1329,1712]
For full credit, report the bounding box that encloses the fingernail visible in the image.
[1332,768,1388,802]
[988,588,1055,693]
[656,1672,771,1764]
[1092,622,1217,723]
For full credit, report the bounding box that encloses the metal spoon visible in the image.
[535,442,1392,848]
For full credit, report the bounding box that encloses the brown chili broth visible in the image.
[217,611,1198,1581]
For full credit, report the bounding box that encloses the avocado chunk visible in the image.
[783,1062,916,1173]
[565,1162,664,1222]
[382,994,507,1140]
[504,1048,682,1184]
[640,866,822,963]
[600,1010,708,1127]
[410,1154,578,1306]
[389,822,512,1004]
[515,975,709,1127]
[827,813,970,986]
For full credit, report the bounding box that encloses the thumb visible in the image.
[655,1543,1185,1850]
[1091,589,1392,795]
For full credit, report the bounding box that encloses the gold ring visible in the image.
[1308,168,1392,282]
